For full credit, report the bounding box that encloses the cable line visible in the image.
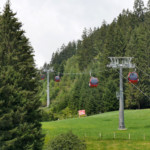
[51,69,110,76]
[115,70,150,99]
[135,66,150,77]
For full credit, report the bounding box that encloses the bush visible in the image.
[40,109,58,121]
[61,107,73,119]
[50,131,86,150]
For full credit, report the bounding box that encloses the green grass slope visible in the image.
[42,109,150,150]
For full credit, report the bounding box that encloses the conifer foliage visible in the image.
[0,1,43,150]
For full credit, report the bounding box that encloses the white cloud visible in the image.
[0,0,148,67]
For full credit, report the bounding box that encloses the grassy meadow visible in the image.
[42,109,150,150]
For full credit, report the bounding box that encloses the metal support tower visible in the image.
[107,57,135,130]
[44,68,53,107]
[47,70,50,107]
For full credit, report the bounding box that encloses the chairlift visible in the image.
[40,74,45,80]
[89,77,98,87]
[128,72,139,84]
[55,76,60,82]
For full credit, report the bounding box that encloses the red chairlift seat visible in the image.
[128,72,139,84]
[55,76,60,82]
[41,74,45,80]
[89,77,98,87]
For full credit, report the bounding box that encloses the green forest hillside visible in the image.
[40,0,150,119]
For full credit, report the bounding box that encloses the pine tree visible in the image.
[133,0,145,21]
[0,1,44,149]
[147,0,150,11]
[102,79,119,112]
[77,30,98,70]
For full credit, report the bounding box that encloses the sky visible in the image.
[0,0,148,68]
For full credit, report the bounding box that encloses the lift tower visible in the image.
[107,57,135,130]
[44,68,53,107]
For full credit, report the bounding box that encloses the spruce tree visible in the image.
[133,0,145,21]
[0,1,44,149]
[147,0,150,10]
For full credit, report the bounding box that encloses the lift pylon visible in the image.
[107,57,135,130]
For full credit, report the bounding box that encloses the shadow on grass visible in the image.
[144,125,150,128]
[128,125,150,129]
[128,126,141,129]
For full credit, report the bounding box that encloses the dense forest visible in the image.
[40,0,150,119]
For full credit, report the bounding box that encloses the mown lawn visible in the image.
[42,109,150,150]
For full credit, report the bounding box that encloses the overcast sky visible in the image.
[0,0,148,68]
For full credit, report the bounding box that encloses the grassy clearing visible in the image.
[42,109,150,150]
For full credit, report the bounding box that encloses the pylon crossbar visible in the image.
[107,57,135,68]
